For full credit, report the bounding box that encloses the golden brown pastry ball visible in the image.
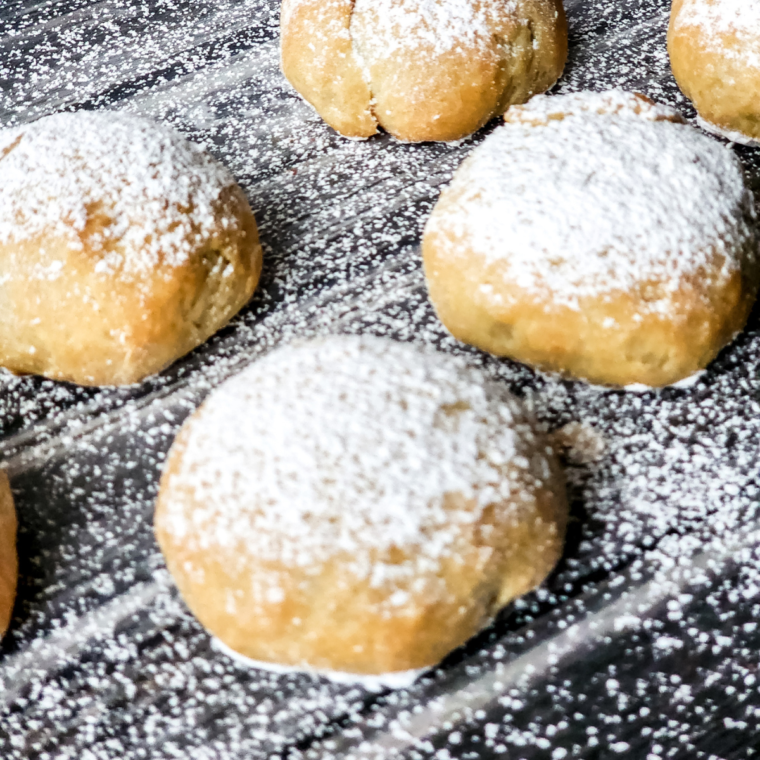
[669,0,760,143]
[0,111,262,386]
[155,336,567,679]
[422,91,760,388]
[280,0,568,142]
[0,473,17,639]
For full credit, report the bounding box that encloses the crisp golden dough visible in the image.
[0,473,18,639]
[669,0,760,142]
[280,0,568,142]
[0,112,262,386]
[155,337,567,676]
[423,91,760,387]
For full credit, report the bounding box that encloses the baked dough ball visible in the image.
[0,473,17,639]
[280,0,568,142]
[155,336,567,676]
[669,0,760,143]
[423,91,760,388]
[0,111,262,386]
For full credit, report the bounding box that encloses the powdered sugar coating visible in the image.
[0,111,239,279]
[159,335,555,581]
[211,638,426,691]
[280,0,351,46]
[351,0,518,62]
[426,91,756,312]
[673,0,760,70]
[503,89,679,124]
[3,0,760,754]
[698,114,760,146]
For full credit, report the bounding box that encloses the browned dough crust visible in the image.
[280,0,567,142]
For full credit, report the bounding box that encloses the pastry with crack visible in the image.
[280,0,567,142]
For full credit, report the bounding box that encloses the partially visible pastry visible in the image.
[669,0,760,143]
[155,336,567,677]
[423,91,759,387]
[0,473,17,639]
[281,0,568,142]
[0,111,262,386]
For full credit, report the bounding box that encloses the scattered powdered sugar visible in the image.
[426,91,756,312]
[161,335,553,581]
[211,638,426,691]
[351,0,519,62]
[673,0,760,70]
[0,111,239,279]
[697,114,760,146]
[503,89,679,124]
[624,368,706,392]
[2,0,760,756]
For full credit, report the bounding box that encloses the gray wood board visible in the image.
[0,0,759,757]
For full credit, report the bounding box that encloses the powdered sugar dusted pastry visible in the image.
[155,336,567,677]
[0,473,17,639]
[0,111,262,386]
[669,0,760,143]
[423,91,759,388]
[280,0,568,142]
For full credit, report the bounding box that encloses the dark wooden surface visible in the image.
[1,1,760,757]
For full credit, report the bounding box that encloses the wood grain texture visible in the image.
[0,0,759,757]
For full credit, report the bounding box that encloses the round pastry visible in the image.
[422,90,760,388]
[280,0,568,142]
[669,0,760,144]
[0,111,262,386]
[0,473,17,639]
[155,336,567,677]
